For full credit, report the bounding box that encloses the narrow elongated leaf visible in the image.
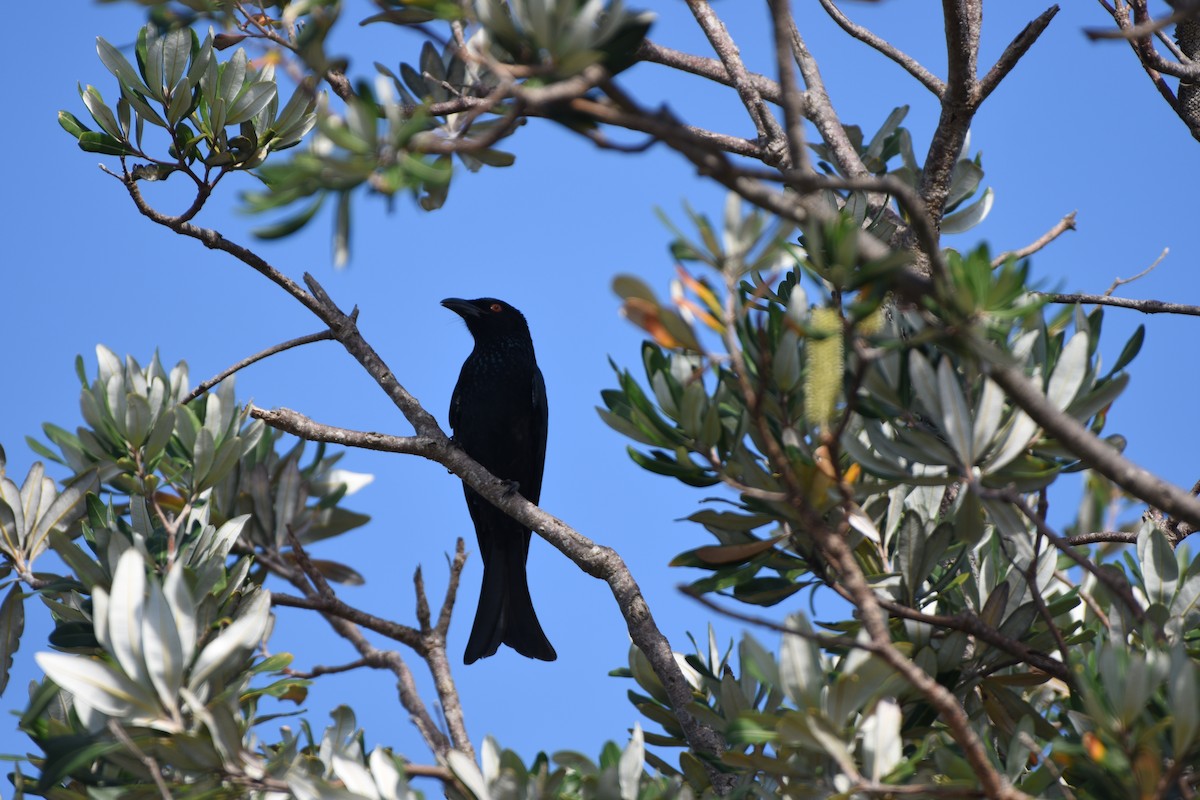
[107,548,148,685]
[0,584,25,696]
[142,578,184,710]
[936,358,974,465]
[97,37,153,96]
[779,613,823,709]
[618,724,645,800]
[188,589,270,690]
[447,749,491,800]
[1046,331,1089,410]
[941,187,994,234]
[34,652,155,717]
[1138,524,1178,606]
[27,470,97,561]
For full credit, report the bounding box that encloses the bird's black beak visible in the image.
[441,298,483,318]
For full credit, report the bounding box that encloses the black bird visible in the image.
[442,297,557,664]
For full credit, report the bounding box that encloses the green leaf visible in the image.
[97,37,153,96]
[57,110,91,139]
[227,82,277,126]
[77,131,137,156]
[161,28,193,93]
[1110,324,1145,376]
[34,652,158,718]
[1138,523,1178,606]
[940,187,994,234]
[0,584,24,696]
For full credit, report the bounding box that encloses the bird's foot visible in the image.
[501,479,521,496]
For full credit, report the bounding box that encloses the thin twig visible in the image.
[1105,247,1168,295]
[184,329,336,404]
[991,211,1077,267]
[977,6,1061,104]
[683,0,785,149]
[816,0,946,97]
[1039,292,1200,316]
[108,720,173,800]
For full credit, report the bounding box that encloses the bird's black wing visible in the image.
[525,365,548,505]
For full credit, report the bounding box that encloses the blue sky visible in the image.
[2,0,1198,781]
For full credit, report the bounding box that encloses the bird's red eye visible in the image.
[489,303,503,313]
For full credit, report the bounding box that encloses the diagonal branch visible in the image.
[977,5,1061,103]
[816,0,946,97]
[983,358,1200,529]
[184,329,336,404]
[683,0,786,156]
[242,398,733,788]
[991,211,1076,267]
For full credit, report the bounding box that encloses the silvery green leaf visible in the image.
[142,576,184,710]
[840,425,919,482]
[35,651,157,718]
[826,637,895,725]
[945,160,984,210]
[618,724,644,800]
[188,588,270,691]
[92,587,110,651]
[50,531,108,594]
[907,352,941,421]
[227,82,277,126]
[1170,645,1199,754]
[773,330,801,392]
[27,470,97,562]
[97,37,152,96]
[971,378,1005,462]
[447,749,491,800]
[193,427,216,488]
[161,28,192,92]
[936,357,973,466]
[861,697,902,781]
[187,34,214,89]
[786,285,808,326]
[940,187,993,234]
[162,563,197,666]
[1138,522,1178,606]
[779,612,823,709]
[1,479,26,555]
[0,583,25,696]
[124,394,152,448]
[166,74,193,126]
[481,735,500,783]
[978,405,1038,473]
[121,83,169,128]
[218,48,248,104]
[981,497,1034,561]
[333,754,380,800]
[1065,372,1129,423]
[108,548,149,685]
[1046,331,1089,411]
[80,84,123,141]
[369,747,409,800]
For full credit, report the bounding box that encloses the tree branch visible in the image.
[1039,292,1200,316]
[184,329,336,404]
[243,404,733,788]
[984,359,1200,530]
[991,211,1076,267]
[683,0,786,156]
[816,0,946,97]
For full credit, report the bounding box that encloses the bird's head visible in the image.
[441,297,532,341]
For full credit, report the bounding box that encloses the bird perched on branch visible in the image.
[442,297,557,664]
